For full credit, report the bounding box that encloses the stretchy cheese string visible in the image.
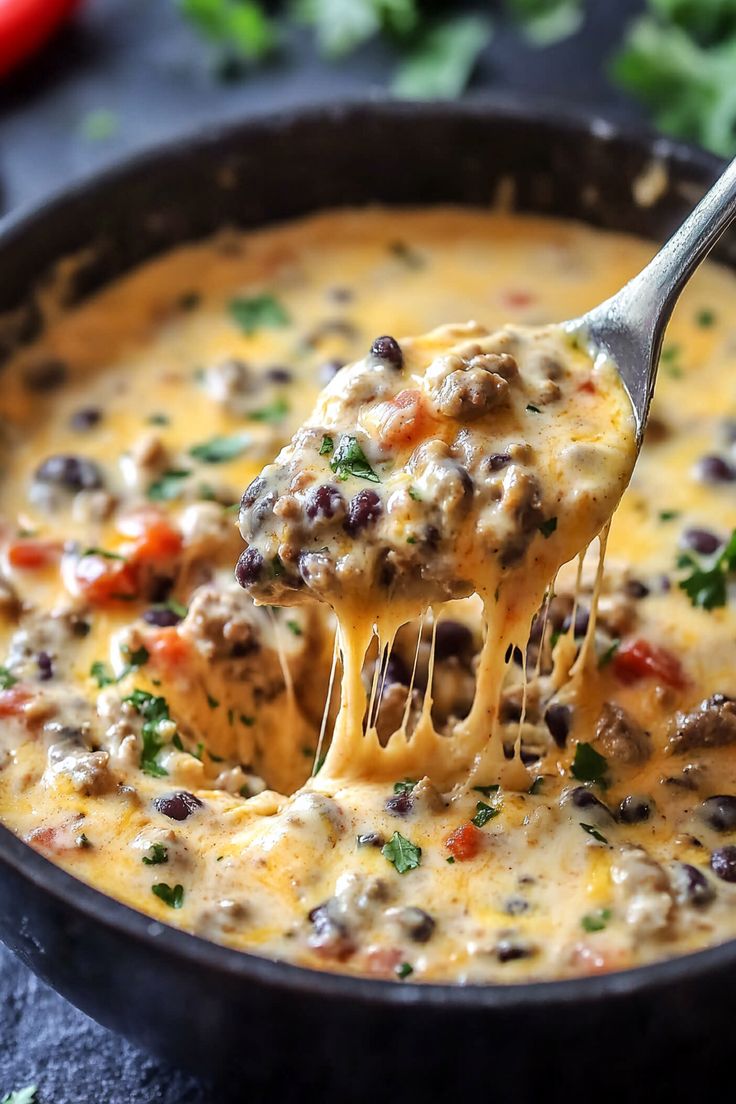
[313,632,339,777]
[571,523,610,679]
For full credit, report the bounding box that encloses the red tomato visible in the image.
[376,389,434,449]
[0,686,31,716]
[7,539,61,569]
[445,822,484,861]
[130,519,182,564]
[613,638,686,690]
[0,0,81,78]
[74,554,139,605]
[146,628,192,671]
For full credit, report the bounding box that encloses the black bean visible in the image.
[563,606,589,638]
[385,790,413,817]
[370,335,403,370]
[356,832,384,847]
[240,476,266,511]
[618,794,652,824]
[37,652,53,681]
[695,455,736,484]
[424,525,440,548]
[680,528,722,555]
[698,795,736,832]
[384,652,410,687]
[676,863,715,906]
[235,548,264,588]
[434,620,474,661]
[153,791,203,821]
[34,454,103,492]
[569,786,613,819]
[345,489,382,535]
[143,607,182,627]
[496,939,534,963]
[265,366,292,384]
[545,703,572,748]
[504,897,529,916]
[711,845,736,882]
[486,452,511,472]
[623,579,650,599]
[23,358,67,392]
[400,907,435,943]
[69,407,103,432]
[306,484,343,520]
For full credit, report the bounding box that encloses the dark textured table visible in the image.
[0,1,647,1100]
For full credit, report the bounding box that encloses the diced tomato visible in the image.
[445,822,484,861]
[499,289,534,310]
[146,628,192,670]
[0,686,31,716]
[375,388,435,450]
[578,379,596,395]
[74,554,139,605]
[7,539,61,569]
[27,821,82,855]
[129,519,182,564]
[613,637,686,689]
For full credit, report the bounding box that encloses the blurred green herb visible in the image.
[178,0,277,63]
[80,109,119,142]
[505,0,584,45]
[392,15,492,99]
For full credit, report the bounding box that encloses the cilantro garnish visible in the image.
[249,397,289,424]
[329,434,380,482]
[697,308,716,327]
[319,435,334,456]
[286,620,303,636]
[538,516,558,539]
[581,907,612,933]
[229,293,290,334]
[90,646,148,688]
[506,0,583,46]
[81,547,126,560]
[151,882,184,909]
[580,823,609,845]
[471,800,500,827]
[142,843,169,866]
[382,831,422,874]
[0,667,17,690]
[598,638,621,668]
[392,15,492,99]
[678,528,736,609]
[658,509,680,522]
[473,783,500,798]
[124,689,172,777]
[395,961,414,979]
[80,108,118,142]
[393,779,417,795]
[189,434,250,463]
[147,469,191,501]
[571,742,608,785]
[529,776,544,795]
[179,0,276,63]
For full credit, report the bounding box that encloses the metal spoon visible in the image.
[573,157,736,439]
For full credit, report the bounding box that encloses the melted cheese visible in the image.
[0,208,733,984]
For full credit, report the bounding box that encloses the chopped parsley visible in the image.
[147,469,191,501]
[571,742,608,785]
[395,961,414,979]
[473,783,500,798]
[80,107,119,141]
[408,486,422,501]
[81,546,126,560]
[329,434,380,482]
[678,527,736,610]
[91,645,148,688]
[529,776,544,795]
[319,434,334,456]
[598,638,621,668]
[507,0,584,46]
[381,831,422,874]
[658,509,680,522]
[581,907,612,933]
[124,689,172,777]
[697,308,716,327]
[471,800,500,827]
[189,433,250,463]
[392,14,492,100]
[286,620,303,636]
[538,516,558,539]
[90,660,115,688]
[179,0,276,63]
[393,779,417,795]
[249,396,289,424]
[147,412,170,425]
[207,693,220,709]
[142,843,169,866]
[152,882,185,909]
[0,667,17,690]
[229,293,290,334]
[580,823,609,845]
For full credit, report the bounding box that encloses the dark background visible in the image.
[0,1,648,1100]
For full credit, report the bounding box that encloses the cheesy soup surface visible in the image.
[0,208,735,984]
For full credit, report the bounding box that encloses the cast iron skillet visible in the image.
[0,101,731,1102]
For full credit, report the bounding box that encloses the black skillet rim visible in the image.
[0,95,732,1013]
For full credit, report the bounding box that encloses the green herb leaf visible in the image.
[529,776,544,795]
[395,961,414,979]
[151,882,185,909]
[0,666,17,690]
[249,397,289,424]
[580,822,609,845]
[538,516,558,539]
[285,620,303,636]
[293,0,419,58]
[471,800,500,827]
[142,843,169,866]
[381,830,422,874]
[408,485,421,501]
[229,293,290,334]
[392,15,492,99]
[178,0,276,61]
[207,693,220,709]
[506,0,584,46]
[189,434,250,463]
[393,779,417,794]
[124,689,172,777]
[147,469,191,501]
[696,307,716,327]
[81,546,126,560]
[1,1086,38,1104]
[80,108,119,141]
[319,434,334,456]
[90,660,115,688]
[473,783,500,797]
[658,509,680,521]
[581,906,612,933]
[329,434,380,482]
[598,638,621,668]
[147,412,170,426]
[571,742,608,785]
[678,527,736,610]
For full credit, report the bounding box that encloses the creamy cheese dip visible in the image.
[0,208,734,984]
